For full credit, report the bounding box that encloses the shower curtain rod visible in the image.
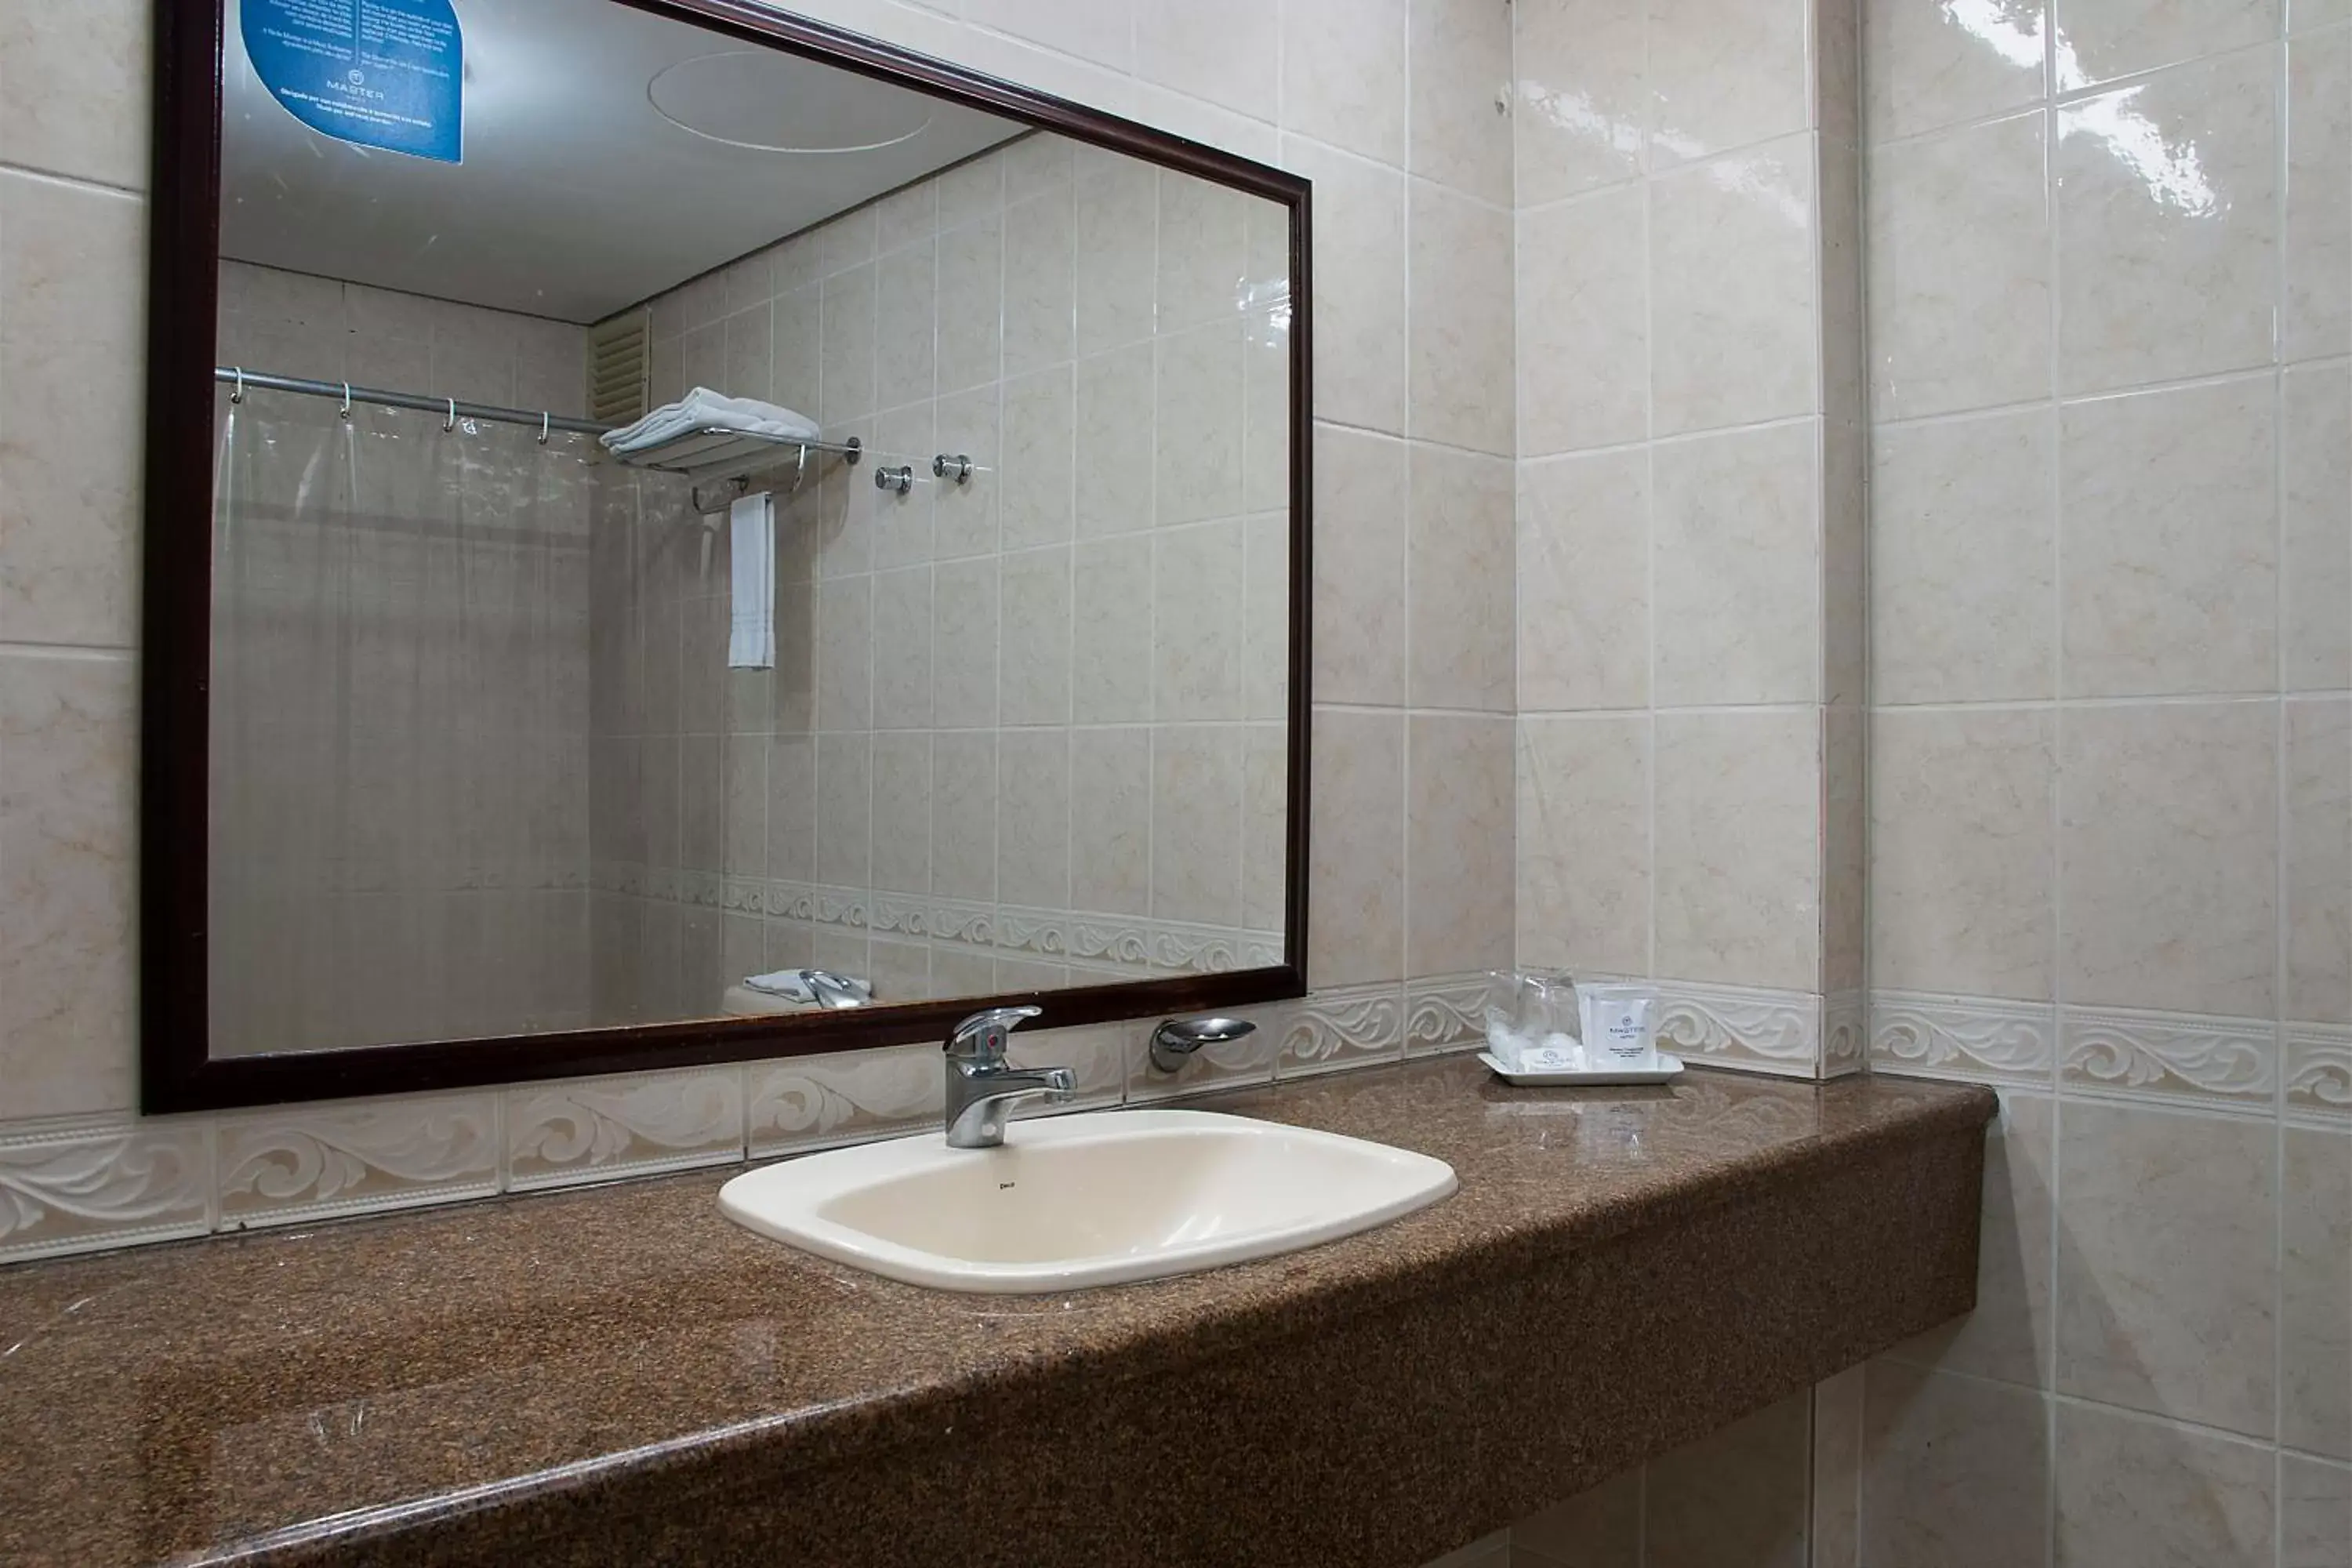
[215,366,615,437]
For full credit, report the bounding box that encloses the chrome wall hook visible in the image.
[338,382,353,420]
[931,453,972,485]
[538,411,551,445]
[230,367,245,404]
[442,397,457,433]
[873,464,914,496]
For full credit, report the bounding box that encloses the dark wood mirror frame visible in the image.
[140,0,1312,1114]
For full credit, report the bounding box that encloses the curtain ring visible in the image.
[339,382,353,421]
[229,367,245,404]
[538,411,551,445]
[442,397,456,434]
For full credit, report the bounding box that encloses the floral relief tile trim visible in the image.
[216,1094,500,1228]
[594,862,1283,975]
[1404,974,1490,1057]
[0,1119,214,1264]
[1579,976,1823,1077]
[748,1042,943,1156]
[2060,1007,2278,1111]
[2286,1025,2352,1123]
[1272,981,1406,1079]
[505,1069,746,1191]
[1870,992,2059,1086]
[1822,990,1867,1080]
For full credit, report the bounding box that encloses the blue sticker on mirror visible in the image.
[243,0,463,164]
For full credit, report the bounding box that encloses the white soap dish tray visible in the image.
[1479,1050,1686,1087]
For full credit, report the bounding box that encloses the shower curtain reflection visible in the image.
[208,390,598,1054]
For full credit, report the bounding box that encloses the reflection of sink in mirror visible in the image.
[197,0,1298,1073]
[719,1109,1457,1294]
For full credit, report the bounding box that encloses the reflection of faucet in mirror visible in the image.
[942,1006,1076,1149]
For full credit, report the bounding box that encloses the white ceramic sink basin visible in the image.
[717,1108,1458,1293]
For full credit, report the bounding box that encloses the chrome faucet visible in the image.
[942,1005,1076,1149]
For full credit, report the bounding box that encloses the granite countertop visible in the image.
[0,1058,1996,1567]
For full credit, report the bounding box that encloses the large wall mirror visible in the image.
[142,0,1311,1111]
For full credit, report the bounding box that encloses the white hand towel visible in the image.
[728,490,775,670]
[600,389,822,454]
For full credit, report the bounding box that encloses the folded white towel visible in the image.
[743,968,872,1004]
[598,387,821,455]
[728,490,775,670]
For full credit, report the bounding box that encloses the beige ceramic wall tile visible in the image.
[2285,1126,2352,1459]
[1870,407,2057,705]
[1887,1090,2056,1387]
[0,651,136,1118]
[1283,0,1408,166]
[1870,708,2056,1000]
[1408,445,1517,712]
[2060,377,2277,699]
[930,732,996,902]
[0,170,145,648]
[1862,0,2046,144]
[1152,520,1247,720]
[1000,368,1075,550]
[1310,710,1406,988]
[1650,135,1819,434]
[1516,716,1652,979]
[1650,420,1821,706]
[2060,702,2278,1017]
[818,263,878,425]
[2285,28,2350,362]
[1072,537,1152,722]
[996,731,1071,911]
[1510,1466,1642,1565]
[2053,1401,2275,1568]
[2055,49,2280,394]
[1409,183,1516,456]
[1514,0,1647,205]
[1518,448,1651,713]
[2281,1455,2352,1566]
[1860,1359,2052,1568]
[1653,710,1822,993]
[0,1,152,189]
[1135,0,1279,119]
[1151,726,1244,925]
[2288,699,2352,1026]
[1312,425,1410,706]
[1280,139,1410,436]
[2053,0,2282,90]
[1646,0,1814,165]
[1073,157,1156,359]
[869,734,930,895]
[1409,0,1515,205]
[2056,1100,2278,1437]
[1071,727,1150,916]
[1406,714,1515,979]
[998,546,1069,727]
[813,734,872,887]
[1866,111,2051,421]
[1822,702,1867,996]
[1075,343,1155,536]
[2284,363,2352,690]
[1811,1362,1864,1568]
[1516,187,1650,456]
[1643,1392,1810,1568]
[935,217,1003,397]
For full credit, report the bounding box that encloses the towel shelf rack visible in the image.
[216,366,862,508]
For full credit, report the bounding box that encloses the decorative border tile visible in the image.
[1272,981,1406,1080]
[2060,1007,2278,1112]
[1870,993,2058,1087]
[1822,990,1866,1080]
[1404,974,1489,1058]
[217,1094,499,1228]
[0,1119,214,1264]
[1644,978,1822,1078]
[747,1041,938,1157]
[2286,1024,2352,1123]
[593,862,1283,978]
[506,1069,746,1191]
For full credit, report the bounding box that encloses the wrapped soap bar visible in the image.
[1577,983,1660,1069]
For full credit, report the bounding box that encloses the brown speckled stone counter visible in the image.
[0,1058,1995,1568]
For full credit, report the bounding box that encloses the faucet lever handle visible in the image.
[945,1004,1044,1063]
